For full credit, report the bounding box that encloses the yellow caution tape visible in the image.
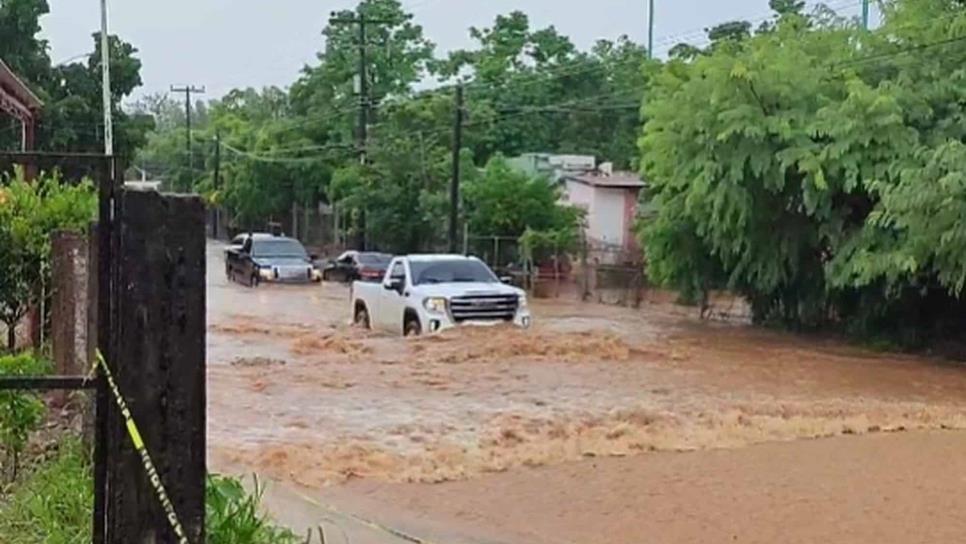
[92,352,191,544]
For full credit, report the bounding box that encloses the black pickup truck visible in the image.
[225,233,321,286]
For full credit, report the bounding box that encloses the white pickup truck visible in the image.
[351,254,532,336]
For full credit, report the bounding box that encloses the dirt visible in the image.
[203,242,966,541]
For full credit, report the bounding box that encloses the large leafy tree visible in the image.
[137,1,645,253]
[0,0,152,162]
[439,12,647,168]
[640,0,966,343]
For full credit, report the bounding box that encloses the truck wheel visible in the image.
[354,304,370,329]
[403,316,421,337]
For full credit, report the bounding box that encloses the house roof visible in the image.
[566,171,646,189]
[0,58,43,120]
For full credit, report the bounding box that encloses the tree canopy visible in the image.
[0,0,152,164]
[135,0,644,254]
[640,0,966,344]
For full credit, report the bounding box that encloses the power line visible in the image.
[246,1,866,141]
[218,140,352,164]
[834,33,966,68]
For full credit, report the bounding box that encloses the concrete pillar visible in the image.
[51,230,88,404]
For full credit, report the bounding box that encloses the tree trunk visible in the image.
[6,321,15,352]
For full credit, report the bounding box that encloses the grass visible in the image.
[0,437,91,544]
[207,474,299,544]
[0,436,297,543]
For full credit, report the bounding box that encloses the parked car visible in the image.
[225,234,321,286]
[351,255,531,336]
[322,251,393,283]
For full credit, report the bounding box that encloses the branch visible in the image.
[746,80,771,116]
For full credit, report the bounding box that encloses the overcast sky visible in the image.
[39,0,870,100]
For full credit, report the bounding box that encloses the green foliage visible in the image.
[1,456,297,543]
[0,441,296,544]
[641,0,966,343]
[519,226,580,264]
[465,156,582,239]
[0,0,152,160]
[206,474,298,544]
[0,169,97,350]
[136,1,647,248]
[0,353,50,482]
[0,437,91,544]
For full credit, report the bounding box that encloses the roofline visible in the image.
[0,59,43,110]
[564,174,646,189]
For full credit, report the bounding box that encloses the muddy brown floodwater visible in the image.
[205,243,966,543]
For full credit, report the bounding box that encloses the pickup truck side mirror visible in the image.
[384,277,404,293]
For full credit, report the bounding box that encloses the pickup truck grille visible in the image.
[450,294,519,323]
[276,266,311,281]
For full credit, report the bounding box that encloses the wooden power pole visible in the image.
[170,85,205,177]
[328,11,394,250]
[449,84,464,253]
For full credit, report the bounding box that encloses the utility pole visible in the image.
[170,84,206,176]
[449,84,464,253]
[329,12,394,161]
[647,0,655,57]
[861,0,870,30]
[99,0,113,156]
[329,11,394,250]
[212,130,221,239]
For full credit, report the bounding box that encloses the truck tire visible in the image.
[354,303,371,329]
[403,314,421,337]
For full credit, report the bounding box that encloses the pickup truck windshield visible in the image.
[252,239,307,258]
[410,260,497,285]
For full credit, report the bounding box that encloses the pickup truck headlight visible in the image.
[423,297,448,314]
[258,267,275,280]
[518,295,528,309]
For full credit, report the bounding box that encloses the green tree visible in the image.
[640,0,966,343]
[0,170,96,351]
[0,0,152,161]
[464,156,582,238]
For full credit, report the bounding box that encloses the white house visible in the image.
[563,166,646,256]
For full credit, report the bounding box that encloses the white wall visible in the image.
[592,187,626,245]
[564,181,627,246]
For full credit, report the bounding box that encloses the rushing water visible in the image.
[205,242,966,489]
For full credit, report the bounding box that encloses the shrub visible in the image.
[0,353,51,482]
[207,474,298,544]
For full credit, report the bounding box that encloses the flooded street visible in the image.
[205,242,966,542]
